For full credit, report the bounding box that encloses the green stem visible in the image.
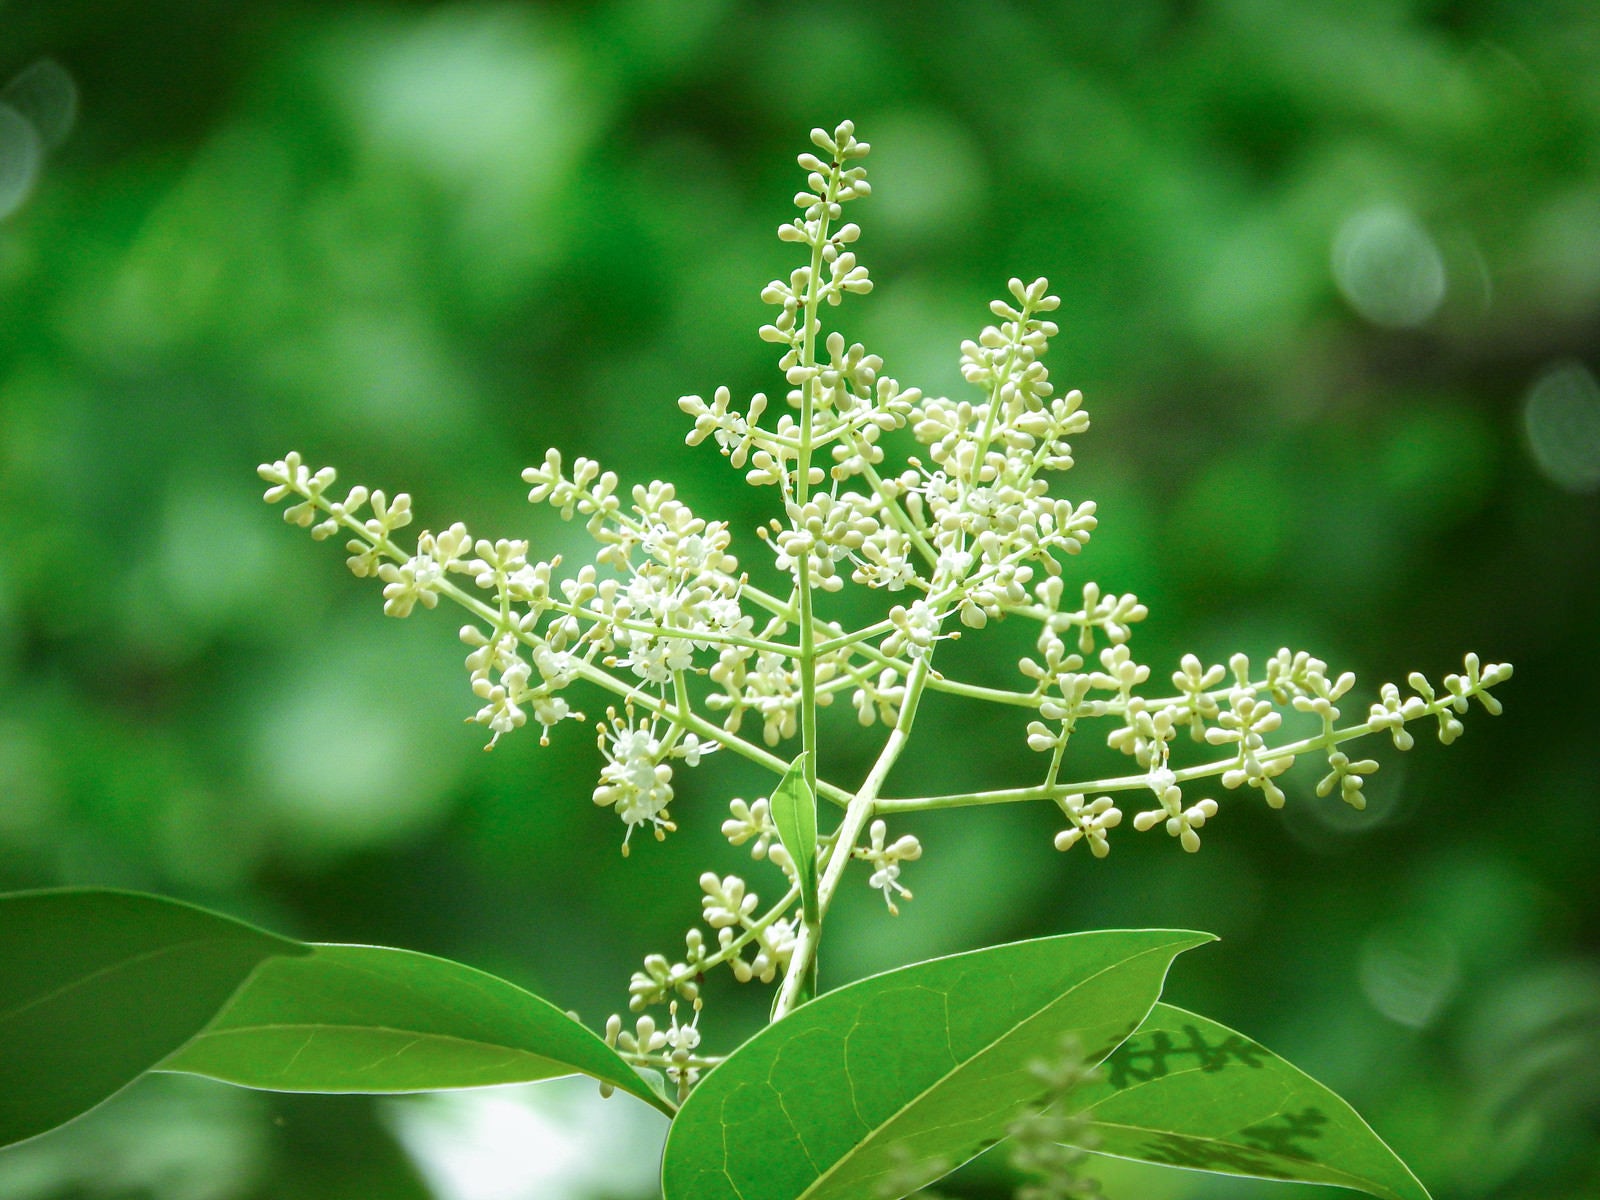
[854,456,940,567]
[552,600,796,656]
[747,581,1047,709]
[620,1051,724,1071]
[786,161,843,1008]
[813,615,901,656]
[658,881,801,995]
[772,651,933,1020]
[872,700,1469,814]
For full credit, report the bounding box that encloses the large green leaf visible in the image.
[1074,1003,1430,1200]
[661,929,1212,1200]
[0,888,308,1148]
[159,943,675,1116]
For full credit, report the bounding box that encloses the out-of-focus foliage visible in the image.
[0,2,1594,1197]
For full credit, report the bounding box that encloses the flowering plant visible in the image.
[0,122,1509,1200]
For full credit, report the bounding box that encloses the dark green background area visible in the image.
[1,2,1595,1198]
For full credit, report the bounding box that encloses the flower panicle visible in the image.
[259,122,1513,1080]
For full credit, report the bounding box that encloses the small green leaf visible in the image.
[0,888,308,1148]
[661,928,1212,1200]
[1074,1003,1431,1200]
[770,751,818,926]
[160,943,675,1116]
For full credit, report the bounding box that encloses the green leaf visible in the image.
[661,928,1212,1200]
[1074,1003,1431,1200]
[770,751,818,927]
[0,887,308,1148]
[159,943,676,1117]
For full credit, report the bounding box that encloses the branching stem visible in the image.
[773,652,933,1019]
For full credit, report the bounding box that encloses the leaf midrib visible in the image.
[167,1018,674,1112]
[181,1021,569,1061]
[171,1023,573,1083]
[0,937,223,1029]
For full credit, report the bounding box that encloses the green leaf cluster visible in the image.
[3,889,1429,1200]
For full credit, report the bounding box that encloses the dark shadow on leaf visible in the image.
[1239,1106,1329,1160]
[1124,1130,1294,1176]
[1103,1023,1271,1089]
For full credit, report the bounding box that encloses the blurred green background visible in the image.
[2,1,1597,1198]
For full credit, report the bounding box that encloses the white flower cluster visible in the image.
[260,121,1513,1082]
[853,819,923,915]
[1053,794,1123,858]
[604,1000,703,1100]
[720,796,794,874]
[590,706,706,853]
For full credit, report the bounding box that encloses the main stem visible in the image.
[786,166,841,1004]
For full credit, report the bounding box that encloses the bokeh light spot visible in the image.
[863,110,987,244]
[0,102,42,221]
[248,637,466,852]
[1522,359,1600,494]
[1360,919,1460,1029]
[2,59,78,149]
[159,479,279,630]
[1284,753,1409,854]
[1332,204,1446,328]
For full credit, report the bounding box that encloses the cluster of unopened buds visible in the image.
[604,1000,706,1102]
[259,120,1511,1091]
